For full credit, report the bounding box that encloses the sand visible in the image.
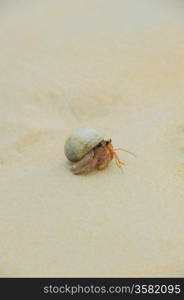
[0,0,184,277]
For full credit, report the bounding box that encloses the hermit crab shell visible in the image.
[64,128,103,162]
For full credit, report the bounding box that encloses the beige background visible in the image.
[0,0,184,277]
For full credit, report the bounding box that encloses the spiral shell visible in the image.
[64,128,103,162]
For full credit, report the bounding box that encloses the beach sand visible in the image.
[0,0,184,277]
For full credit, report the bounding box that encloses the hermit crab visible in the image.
[64,128,135,175]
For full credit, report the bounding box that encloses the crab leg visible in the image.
[70,150,98,174]
[114,153,126,168]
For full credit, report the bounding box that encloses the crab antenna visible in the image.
[114,147,136,157]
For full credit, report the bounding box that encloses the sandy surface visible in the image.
[0,0,184,277]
